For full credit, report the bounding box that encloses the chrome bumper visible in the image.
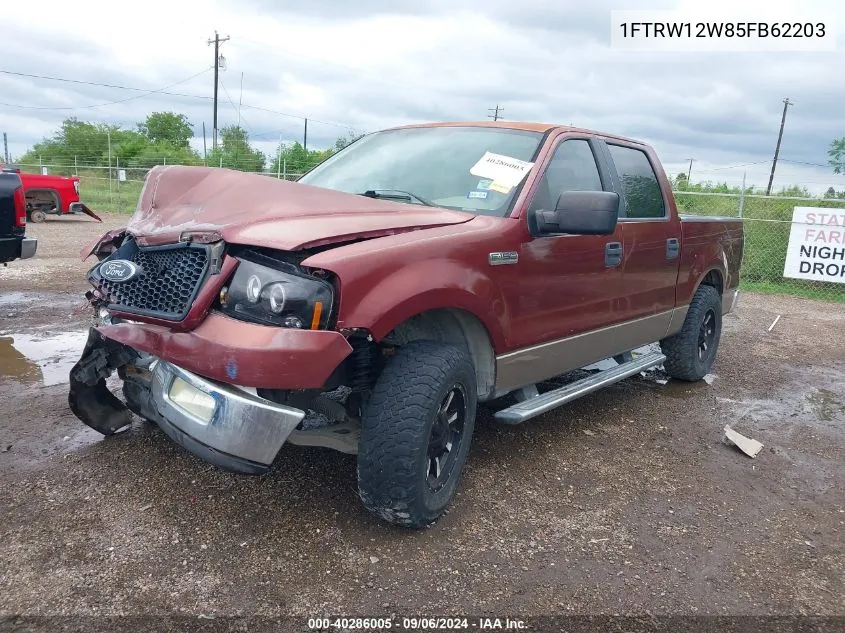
[20,237,37,259]
[151,360,305,470]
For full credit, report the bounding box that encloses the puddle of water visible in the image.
[806,388,845,423]
[718,366,845,431]
[0,291,29,308]
[0,331,89,386]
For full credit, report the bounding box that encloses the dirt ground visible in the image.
[0,215,843,627]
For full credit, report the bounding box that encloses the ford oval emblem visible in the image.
[99,259,139,283]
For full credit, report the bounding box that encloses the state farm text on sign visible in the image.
[783,206,845,283]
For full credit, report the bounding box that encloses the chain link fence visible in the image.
[675,190,845,303]
[15,162,845,303]
[15,161,306,216]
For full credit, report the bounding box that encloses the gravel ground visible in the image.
[0,216,843,627]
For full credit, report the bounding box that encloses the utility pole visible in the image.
[488,105,503,121]
[202,122,207,163]
[766,97,793,196]
[686,158,694,182]
[207,31,230,150]
[2,133,7,163]
[237,72,244,128]
[303,118,308,152]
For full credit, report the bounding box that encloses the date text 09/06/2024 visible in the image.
[618,22,827,38]
[307,617,527,630]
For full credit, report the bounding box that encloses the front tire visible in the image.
[357,340,477,528]
[660,284,722,381]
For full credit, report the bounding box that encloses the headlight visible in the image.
[220,258,334,329]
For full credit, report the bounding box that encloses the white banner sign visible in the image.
[783,206,845,283]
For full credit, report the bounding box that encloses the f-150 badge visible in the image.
[489,251,519,266]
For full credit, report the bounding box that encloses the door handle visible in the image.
[605,241,623,268]
[666,238,680,260]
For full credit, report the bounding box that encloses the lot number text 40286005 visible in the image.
[307,616,527,630]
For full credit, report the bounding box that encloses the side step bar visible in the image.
[494,352,666,425]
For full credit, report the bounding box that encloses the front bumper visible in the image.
[97,311,354,389]
[68,327,310,475]
[150,360,305,472]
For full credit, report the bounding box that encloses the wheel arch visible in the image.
[382,307,497,401]
[698,268,724,295]
[24,188,60,209]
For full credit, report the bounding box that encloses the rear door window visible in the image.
[607,145,666,219]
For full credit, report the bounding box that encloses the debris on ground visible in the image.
[703,374,717,385]
[768,315,782,332]
[723,425,764,458]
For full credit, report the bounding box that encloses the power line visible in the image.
[780,158,833,168]
[219,79,253,134]
[705,160,771,171]
[0,68,212,110]
[0,67,357,131]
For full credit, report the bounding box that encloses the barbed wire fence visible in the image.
[16,160,845,304]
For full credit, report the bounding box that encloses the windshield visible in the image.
[298,126,544,216]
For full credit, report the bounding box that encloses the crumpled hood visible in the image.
[127,165,473,250]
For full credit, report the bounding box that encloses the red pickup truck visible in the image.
[69,121,743,528]
[0,167,100,222]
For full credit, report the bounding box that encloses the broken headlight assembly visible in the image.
[218,255,334,330]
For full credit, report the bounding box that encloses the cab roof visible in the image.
[386,120,645,146]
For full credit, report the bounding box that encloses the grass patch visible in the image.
[741,280,845,303]
[79,175,143,214]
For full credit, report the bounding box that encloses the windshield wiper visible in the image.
[360,189,434,207]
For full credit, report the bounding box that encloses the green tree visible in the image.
[334,131,365,152]
[673,172,689,190]
[775,185,811,198]
[829,137,845,174]
[138,112,193,148]
[208,125,266,172]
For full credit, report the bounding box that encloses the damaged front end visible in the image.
[69,231,353,473]
[68,327,306,474]
[68,328,151,435]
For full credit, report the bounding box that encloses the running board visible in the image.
[494,352,666,425]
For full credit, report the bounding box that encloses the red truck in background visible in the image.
[0,165,100,222]
[68,121,744,529]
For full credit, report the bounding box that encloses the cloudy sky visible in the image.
[1,0,842,192]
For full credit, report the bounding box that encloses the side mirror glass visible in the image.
[530,190,619,236]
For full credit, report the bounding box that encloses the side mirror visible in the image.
[530,191,619,236]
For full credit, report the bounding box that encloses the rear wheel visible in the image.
[660,284,722,381]
[357,340,477,528]
[29,209,47,223]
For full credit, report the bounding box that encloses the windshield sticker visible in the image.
[470,152,534,189]
[467,190,489,200]
[488,181,513,194]
[476,179,493,191]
